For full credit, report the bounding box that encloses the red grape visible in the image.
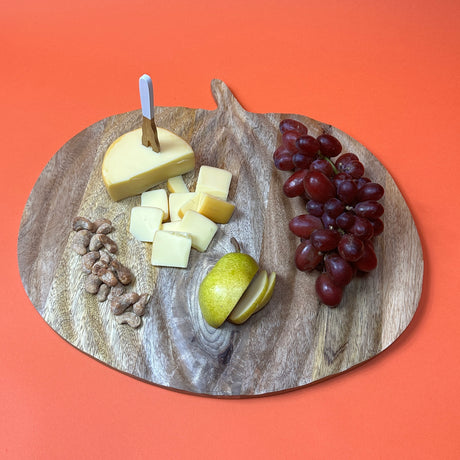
[336,211,355,230]
[310,158,334,177]
[296,135,320,156]
[357,182,385,201]
[324,253,354,287]
[292,152,314,169]
[354,200,384,219]
[289,214,324,239]
[317,134,342,158]
[321,213,336,229]
[338,234,364,262]
[311,229,341,252]
[306,200,324,217]
[350,216,374,240]
[303,170,336,203]
[273,146,294,171]
[279,119,308,136]
[324,198,345,217]
[369,218,384,236]
[282,131,300,152]
[295,240,323,271]
[315,273,343,307]
[337,180,358,204]
[354,241,377,272]
[283,170,309,197]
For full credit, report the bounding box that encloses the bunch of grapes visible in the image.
[273,119,385,307]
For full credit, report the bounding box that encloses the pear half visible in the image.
[228,270,269,324]
[198,253,258,328]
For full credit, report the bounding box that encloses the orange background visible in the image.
[2,0,459,458]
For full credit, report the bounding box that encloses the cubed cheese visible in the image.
[167,175,189,193]
[102,127,195,201]
[129,206,163,242]
[195,165,232,200]
[141,189,169,221]
[151,230,192,268]
[178,194,200,219]
[193,192,235,224]
[161,220,183,232]
[169,192,196,221]
[178,210,218,252]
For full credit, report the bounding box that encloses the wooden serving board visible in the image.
[18,80,423,397]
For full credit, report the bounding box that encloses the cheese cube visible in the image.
[167,175,189,193]
[169,192,196,221]
[151,230,192,268]
[178,194,200,219]
[141,189,169,221]
[194,193,235,224]
[179,210,218,252]
[161,220,183,232]
[129,206,163,242]
[102,127,195,201]
[195,166,232,200]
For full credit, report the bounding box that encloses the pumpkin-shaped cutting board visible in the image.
[18,80,424,397]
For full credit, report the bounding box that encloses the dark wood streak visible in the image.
[17,79,424,397]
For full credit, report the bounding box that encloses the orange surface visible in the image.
[1,0,459,458]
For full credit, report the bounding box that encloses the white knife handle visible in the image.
[139,74,154,119]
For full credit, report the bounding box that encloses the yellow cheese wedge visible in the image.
[194,193,235,224]
[129,206,163,242]
[102,127,195,201]
[141,189,169,221]
[195,166,232,200]
[169,192,197,222]
[178,210,218,252]
[151,230,192,268]
[167,175,189,193]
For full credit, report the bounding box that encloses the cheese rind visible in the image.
[141,189,169,221]
[151,230,192,268]
[178,210,218,252]
[195,166,232,200]
[129,206,163,242]
[102,127,195,201]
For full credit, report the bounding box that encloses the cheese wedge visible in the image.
[102,127,195,201]
[129,206,163,242]
[178,210,218,252]
[167,175,189,193]
[141,189,169,221]
[151,230,192,268]
[195,166,232,200]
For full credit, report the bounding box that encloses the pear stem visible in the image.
[230,237,241,253]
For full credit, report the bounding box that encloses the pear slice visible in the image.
[228,270,268,324]
[254,272,276,313]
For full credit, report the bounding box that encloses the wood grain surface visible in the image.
[17,79,424,397]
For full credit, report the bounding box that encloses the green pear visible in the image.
[199,246,258,328]
[228,270,269,324]
[254,272,276,313]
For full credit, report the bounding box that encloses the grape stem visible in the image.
[318,153,339,175]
